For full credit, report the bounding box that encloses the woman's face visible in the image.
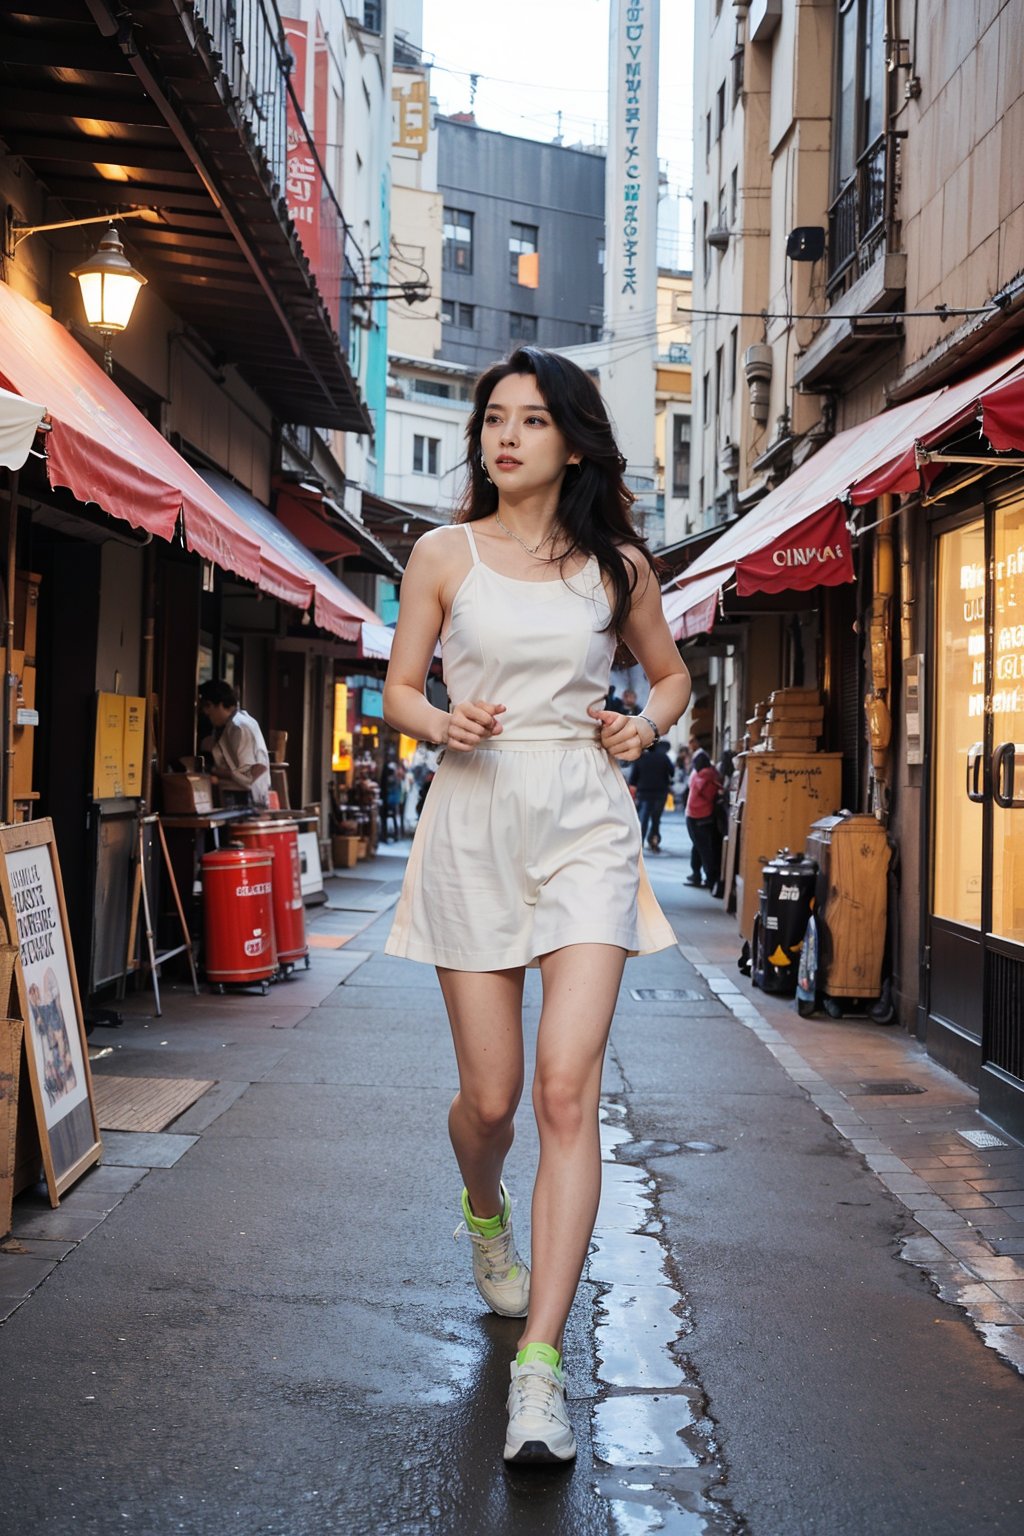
[480,372,580,494]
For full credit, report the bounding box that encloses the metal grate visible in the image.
[957,1128,1008,1150]
[987,949,1024,1084]
[630,988,705,1003]
[846,1080,927,1096]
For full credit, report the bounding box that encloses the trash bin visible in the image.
[201,847,277,993]
[752,848,818,994]
[232,819,309,970]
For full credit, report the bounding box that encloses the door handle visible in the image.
[993,741,1024,809]
[966,741,985,803]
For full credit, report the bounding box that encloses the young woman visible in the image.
[382,347,691,1465]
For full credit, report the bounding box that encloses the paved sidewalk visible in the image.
[645,810,1024,1376]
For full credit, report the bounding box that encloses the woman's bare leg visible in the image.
[437,965,526,1218]
[518,943,626,1352]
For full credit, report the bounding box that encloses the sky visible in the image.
[420,0,694,267]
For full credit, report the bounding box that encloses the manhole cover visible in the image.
[846,1080,927,1096]
[629,988,705,1002]
[958,1128,1008,1149]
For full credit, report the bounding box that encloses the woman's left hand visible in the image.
[588,707,654,762]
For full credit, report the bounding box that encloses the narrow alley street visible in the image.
[1,813,1022,1536]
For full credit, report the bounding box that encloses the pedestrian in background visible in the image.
[685,748,723,894]
[382,345,691,1465]
[629,736,673,851]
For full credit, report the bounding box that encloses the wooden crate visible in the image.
[734,752,844,942]
[807,814,891,997]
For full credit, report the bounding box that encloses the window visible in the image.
[729,327,738,399]
[672,416,691,499]
[705,111,712,159]
[714,346,724,425]
[702,371,710,425]
[441,299,475,328]
[716,82,726,140]
[730,167,738,223]
[363,1,382,30]
[443,207,474,273]
[829,0,889,292]
[510,311,537,341]
[413,435,440,475]
[412,378,452,398]
[509,222,538,283]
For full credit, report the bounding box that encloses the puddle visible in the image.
[595,1284,690,1388]
[593,1394,700,1467]
[589,1097,740,1532]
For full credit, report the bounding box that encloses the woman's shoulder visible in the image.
[406,524,470,573]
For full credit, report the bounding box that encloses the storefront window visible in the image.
[932,521,984,929]
[992,499,1024,943]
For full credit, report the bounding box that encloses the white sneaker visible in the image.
[504,1358,577,1463]
[454,1183,530,1318]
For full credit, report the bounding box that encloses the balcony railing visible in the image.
[195,0,288,187]
[194,0,363,342]
[827,131,902,303]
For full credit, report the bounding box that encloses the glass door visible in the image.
[929,499,1024,1135]
[928,519,986,1076]
[984,498,1024,1132]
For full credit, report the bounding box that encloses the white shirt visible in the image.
[210,708,271,807]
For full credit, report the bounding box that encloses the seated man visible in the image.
[198,678,271,809]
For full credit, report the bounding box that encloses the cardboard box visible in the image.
[161,772,215,815]
[331,834,360,869]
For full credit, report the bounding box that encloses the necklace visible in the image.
[495,510,553,558]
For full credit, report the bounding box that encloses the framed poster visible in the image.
[0,820,101,1205]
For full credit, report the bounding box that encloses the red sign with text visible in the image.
[735,500,854,597]
[285,18,321,273]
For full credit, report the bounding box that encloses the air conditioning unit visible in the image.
[707,224,730,252]
[719,440,740,479]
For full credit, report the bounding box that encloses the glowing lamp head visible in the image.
[70,225,146,336]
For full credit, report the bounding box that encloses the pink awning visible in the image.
[665,344,1024,636]
[0,279,261,582]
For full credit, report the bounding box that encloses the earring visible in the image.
[479,453,495,486]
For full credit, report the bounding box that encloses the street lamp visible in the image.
[70,225,147,375]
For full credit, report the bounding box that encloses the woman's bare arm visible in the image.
[382,530,506,750]
[590,551,692,761]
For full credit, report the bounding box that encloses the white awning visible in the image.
[0,385,46,471]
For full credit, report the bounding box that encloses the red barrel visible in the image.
[232,819,308,966]
[201,848,277,987]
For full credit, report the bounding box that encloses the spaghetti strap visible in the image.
[463,523,481,564]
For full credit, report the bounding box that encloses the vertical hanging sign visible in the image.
[284,17,322,272]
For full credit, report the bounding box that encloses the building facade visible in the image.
[436,118,606,373]
[681,0,1024,1137]
[0,0,406,1013]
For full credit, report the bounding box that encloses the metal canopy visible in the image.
[0,1,372,433]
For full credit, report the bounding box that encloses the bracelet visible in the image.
[637,713,660,751]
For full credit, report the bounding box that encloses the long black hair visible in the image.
[456,346,653,634]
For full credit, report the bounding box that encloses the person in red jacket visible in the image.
[685,749,723,893]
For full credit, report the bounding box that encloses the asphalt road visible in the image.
[0,826,1022,1535]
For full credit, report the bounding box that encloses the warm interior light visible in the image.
[70,225,146,336]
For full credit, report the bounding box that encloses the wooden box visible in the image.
[733,751,843,942]
[806,813,891,997]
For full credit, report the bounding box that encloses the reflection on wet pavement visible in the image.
[587,1101,740,1534]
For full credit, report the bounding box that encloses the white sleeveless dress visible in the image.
[385,523,676,971]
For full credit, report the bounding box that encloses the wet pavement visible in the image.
[0,815,1023,1534]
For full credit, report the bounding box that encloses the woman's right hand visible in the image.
[445,699,506,752]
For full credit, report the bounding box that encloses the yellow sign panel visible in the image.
[392,71,429,153]
[332,683,352,773]
[92,692,146,801]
